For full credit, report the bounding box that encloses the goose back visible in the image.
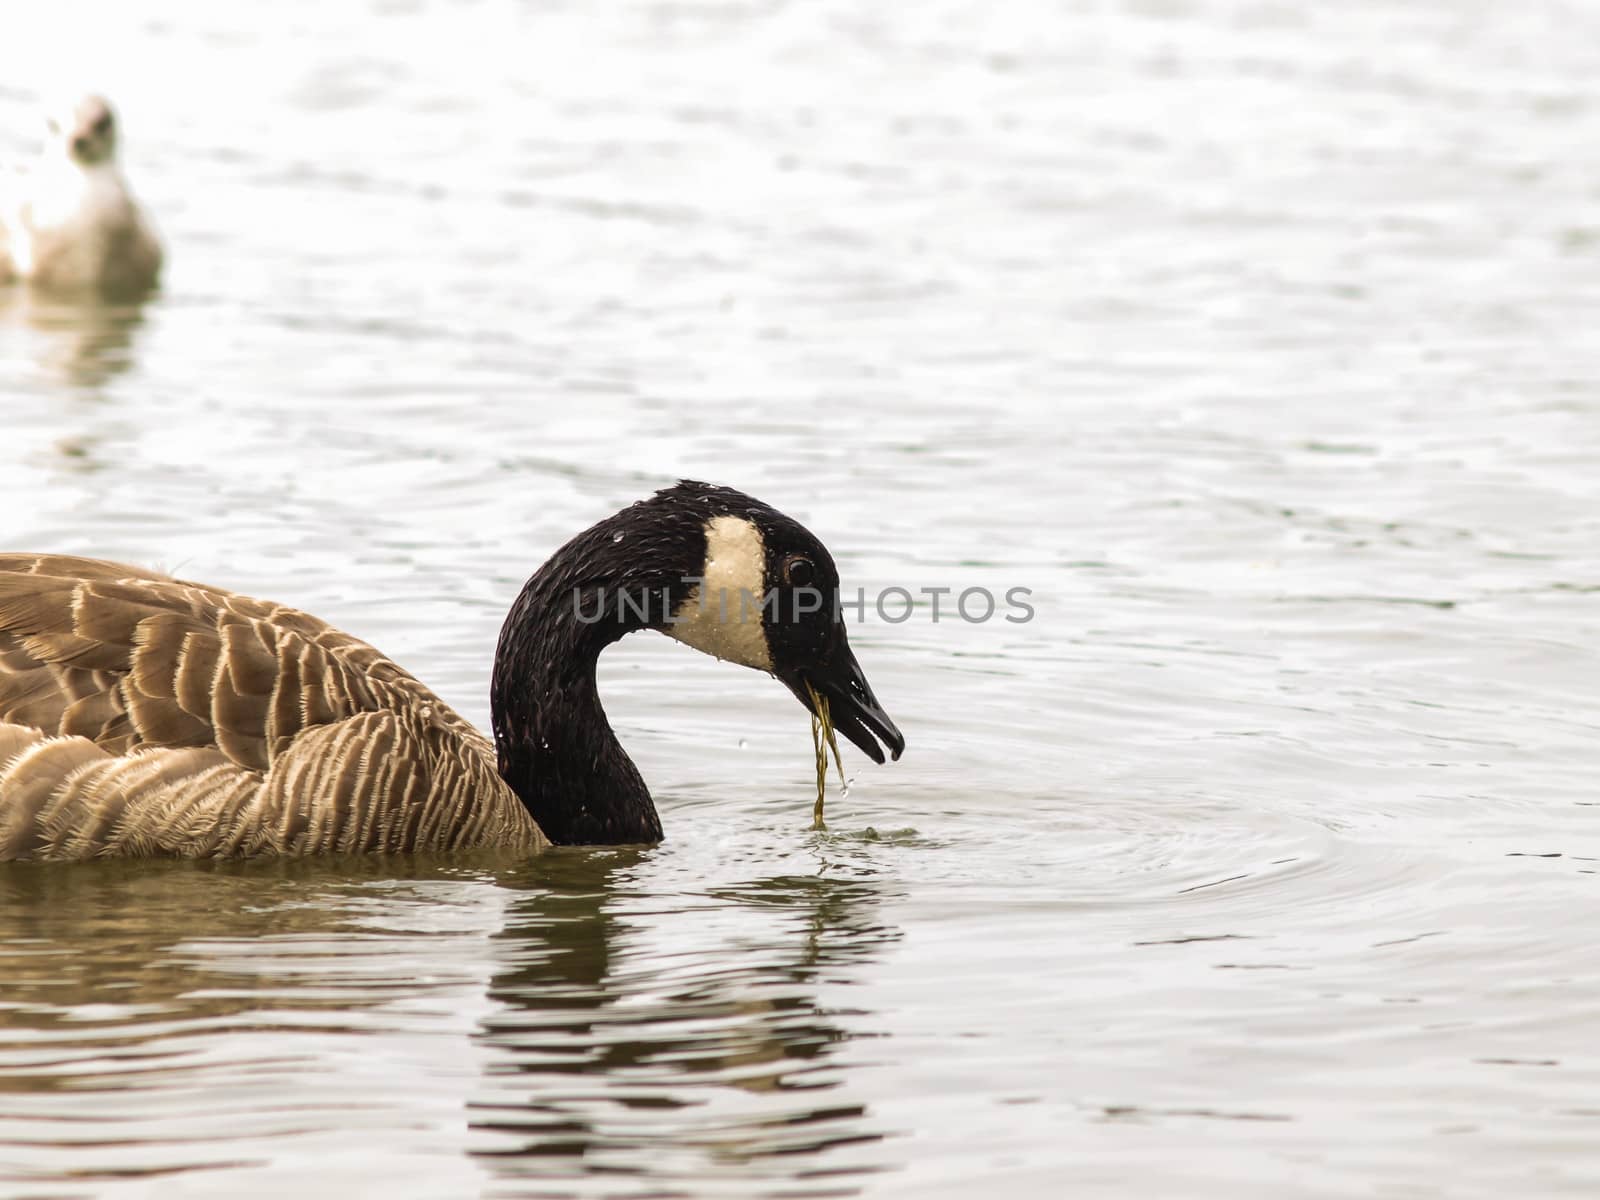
[0,554,546,859]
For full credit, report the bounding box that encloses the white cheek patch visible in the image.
[665,515,773,672]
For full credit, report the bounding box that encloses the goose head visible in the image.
[49,95,119,167]
[659,493,905,765]
[491,481,904,845]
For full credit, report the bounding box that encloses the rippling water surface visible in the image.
[1,1,1598,1196]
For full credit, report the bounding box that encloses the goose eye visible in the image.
[93,115,112,135]
[783,555,816,588]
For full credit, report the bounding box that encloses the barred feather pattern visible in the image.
[0,555,548,860]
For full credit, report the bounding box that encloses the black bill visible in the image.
[780,644,905,765]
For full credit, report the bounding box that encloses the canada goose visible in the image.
[1,95,163,296]
[0,482,905,860]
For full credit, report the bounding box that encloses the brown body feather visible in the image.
[0,555,547,860]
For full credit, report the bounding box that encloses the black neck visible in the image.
[489,506,705,845]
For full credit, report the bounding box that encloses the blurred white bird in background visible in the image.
[0,94,162,298]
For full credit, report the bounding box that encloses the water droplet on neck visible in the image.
[612,531,625,543]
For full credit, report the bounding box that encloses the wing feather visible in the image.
[0,555,546,860]
[171,626,220,717]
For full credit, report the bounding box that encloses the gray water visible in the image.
[1,1,1598,1196]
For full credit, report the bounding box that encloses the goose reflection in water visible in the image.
[0,289,151,391]
[0,849,901,1193]
[472,849,902,1188]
